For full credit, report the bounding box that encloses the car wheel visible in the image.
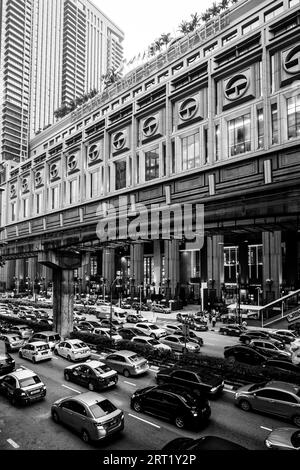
[18,351,23,358]
[174,416,185,429]
[54,349,58,355]
[52,410,60,423]
[292,415,300,427]
[81,429,91,443]
[88,382,94,391]
[10,396,17,406]
[226,355,236,365]
[150,333,156,339]
[64,373,70,382]
[67,355,72,361]
[239,400,251,412]
[245,339,250,345]
[133,400,142,412]
[32,356,36,364]
[123,369,130,378]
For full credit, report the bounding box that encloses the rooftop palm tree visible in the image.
[219,0,230,10]
[179,20,191,35]
[190,12,201,30]
[209,2,221,17]
[160,33,172,49]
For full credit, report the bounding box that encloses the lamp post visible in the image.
[138,283,143,315]
[100,277,107,302]
[236,270,241,325]
[110,271,121,341]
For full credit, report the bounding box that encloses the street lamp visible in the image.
[138,283,143,315]
[110,271,121,341]
[236,270,241,325]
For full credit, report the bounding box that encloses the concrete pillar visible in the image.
[207,235,224,298]
[238,242,249,287]
[284,232,298,290]
[153,240,161,294]
[102,248,115,286]
[53,268,74,338]
[130,243,144,286]
[164,240,180,298]
[81,253,91,293]
[263,231,282,302]
[1,260,15,290]
[16,259,25,292]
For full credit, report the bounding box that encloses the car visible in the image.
[100,319,123,330]
[0,333,24,352]
[156,366,224,396]
[249,339,292,358]
[79,321,103,332]
[92,327,122,343]
[265,427,300,450]
[118,327,145,340]
[19,341,53,363]
[0,367,46,405]
[54,339,91,361]
[159,335,200,353]
[188,319,209,332]
[235,380,300,426]
[73,324,90,333]
[9,324,33,339]
[64,360,118,391]
[135,322,167,339]
[224,345,268,365]
[162,436,248,451]
[219,324,244,336]
[130,385,211,429]
[126,313,148,323]
[28,331,61,350]
[239,330,271,345]
[36,318,54,327]
[274,330,297,344]
[263,359,300,376]
[290,338,300,351]
[176,312,194,323]
[163,323,183,335]
[131,336,172,351]
[174,330,204,347]
[0,342,15,375]
[102,350,149,377]
[51,391,124,443]
[152,305,171,314]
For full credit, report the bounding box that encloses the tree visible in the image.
[201,11,212,23]
[219,0,230,10]
[101,68,121,89]
[209,2,221,17]
[190,12,201,30]
[160,33,172,48]
[179,20,191,35]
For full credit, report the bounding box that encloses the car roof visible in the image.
[33,331,58,336]
[132,336,153,340]
[67,360,105,369]
[72,391,107,406]
[9,368,37,380]
[266,381,300,394]
[109,350,137,357]
[64,339,85,344]
[13,324,30,328]
[25,341,49,347]
[1,334,20,339]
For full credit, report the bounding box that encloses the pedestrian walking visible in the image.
[212,315,216,328]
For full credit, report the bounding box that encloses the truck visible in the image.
[94,305,127,323]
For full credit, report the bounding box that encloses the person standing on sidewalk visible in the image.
[212,315,216,328]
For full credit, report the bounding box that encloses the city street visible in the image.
[0,351,289,450]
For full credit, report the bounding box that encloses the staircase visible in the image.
[259,290,300,329]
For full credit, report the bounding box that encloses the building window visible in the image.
[181,133,200,171]
[50,187,59,210]
[144,256,154,286]
[204,42,217,56]
[257,108,264,149]
[23,199,29,218]
[90,171,99,198]
[222,30,237,45]
[69,180,78,204]
[271,103,279,144]
[11,202,16,222]
[287,95,300,139]
[248,244,263,281]
[145,148,159,181]
[36,193,43,214]
[228,114,251,157]
[224,246,239,283]
[242,18,259,34]
[204,128,208,164]
[290,0,300,7]
[215,125,220,161]
[115,161,127,190]
[171,141,176,174]
[91,257,98,277]
[264,3,284,21]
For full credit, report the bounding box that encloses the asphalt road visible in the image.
[0,351,291,451]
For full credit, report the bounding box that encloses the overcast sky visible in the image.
[93,0,216,60]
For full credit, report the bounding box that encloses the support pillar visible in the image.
[164,240,180,298]
[102,248,115,286]
[263,231,282,302]
[16,259,25,292]
[80,253,91,293]
[207,235,224,299]
[153,241,161,294]
[1,260,15,290]
[130,243,144,291]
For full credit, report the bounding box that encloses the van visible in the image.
[95,306,126,323]
[0,340,15,375]
[28,331,61,350]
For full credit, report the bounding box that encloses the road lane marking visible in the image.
[61,384,81,393]
[123,381,136,386]
[260,426,272,432]
[128,413,161,429]
[7,439,19,449]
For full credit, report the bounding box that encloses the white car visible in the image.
[92,327,122,343]
[131,336,171,351]
[135,322,167,339]
[290,339,300,351]
[126,313,148,323]
[163,323,183,335]
[19,341,53,363]
[54,339,91,361]
[159,335,201,353]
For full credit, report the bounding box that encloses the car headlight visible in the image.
[265,439,272,448]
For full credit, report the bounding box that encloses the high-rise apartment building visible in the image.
[0,0,124,163]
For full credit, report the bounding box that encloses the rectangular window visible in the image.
[287,95,300,139]
[242,18,259,34]
[204,128,208,164]
[90,171,99,198]
[257,108,264,149]
[265,4,284,21]
[69,180,78,204]
[171,141,176,174]
[204,42,217,56]
[51,187,59,210]
[224,246,239,283]
[290,0,300,7]
[136,154,140,184]
[36,193,43,214]
[11,202,16,222]
[271,103,279,144]
[215,125,220,161]
[181,133,200,171]
[23,199,29,218]
[228,114,251,157]
[145,148,159,181]
[222,30,237,45]
[162,143,166,177]
[115,161,127,190]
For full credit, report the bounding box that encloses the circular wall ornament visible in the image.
[178,98,198,121]
[89,144,100,161]
[225,74,249,101]
[35,171,43,186]
[22,178,28,192]
[50,163,58,179]
[67,155,77,171]
[112,132,126,150]
[142,116,158,137]
[284,46,300,74]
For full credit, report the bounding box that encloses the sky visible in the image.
[93,0,216,60]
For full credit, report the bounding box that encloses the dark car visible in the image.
[173,330,204,347]
[130,385,211,429]
[263,359,300,376]
[100,319,123,331]
[273,330,298,344]
[118,327,145,340]
[0,367,46,405]
[64,360,118,391]
[224,345,268,366]
[239,330,270,344]
[219,324,244,336]
[0,341,15,375]
[162,436,248,451]
[188,318,209,332]
[156,367,224,396]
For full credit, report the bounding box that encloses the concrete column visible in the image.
[153,241,161,294]
[263,231,282,302]
[207,235,224,298]
[284,232,298,289]
[81,253,91,292]
[2,260,15,290]
[130,243,144,286]
[16,259,25,291]
[164,240,180,298]
[238,242,249,287]
[53,268,74,338]
[102,248,115,285]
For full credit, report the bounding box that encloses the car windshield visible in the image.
[248,382,268,392]
[179,392,198,407]
[148,339,159,345]
[50,335,60,341]
[128,354,143,363]
[94,365,112,375]
[36,344,49,351]
[90,399,117,418]
[19,376,42,387]
[73,342,86,349]
[20,327,29,331]
[11,337,20,341]
[149,325,159,330]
